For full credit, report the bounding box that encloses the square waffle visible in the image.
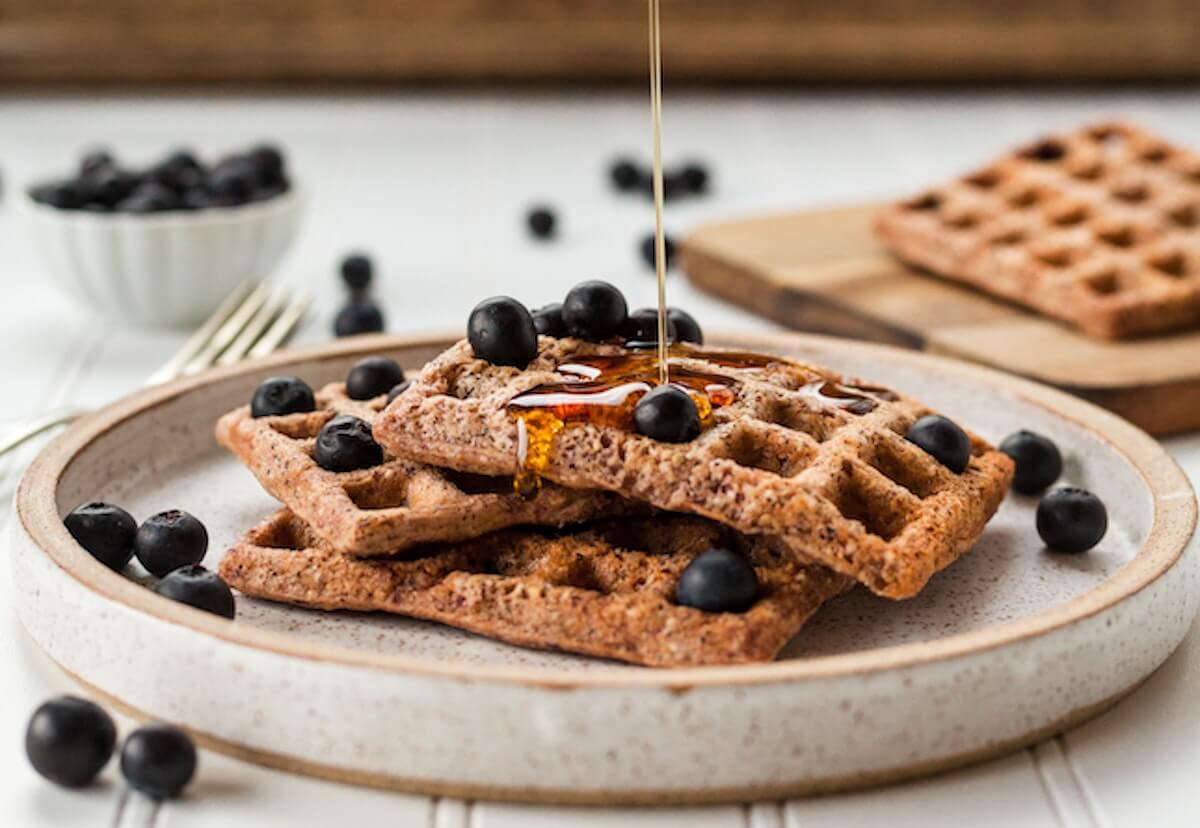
[875,121,1200,339]
[215,382,630,556]
[374,339,1013,599]
[219,510,853,668]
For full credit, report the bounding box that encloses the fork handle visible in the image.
[0,407,88,457]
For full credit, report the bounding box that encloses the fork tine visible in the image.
[216,285,291,366]
[247,289,312,359]
[181,281,274,375]
[142,280,255,387]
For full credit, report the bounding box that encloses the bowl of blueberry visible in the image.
[21,143,304,328]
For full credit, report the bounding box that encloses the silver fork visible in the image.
[0,279,312,458]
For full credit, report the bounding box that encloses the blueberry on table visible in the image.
[532,303,568,338]
[468,296,539,367]
[346,356,405,400]
[562,280,628,341]
[154,565,236,619]
[1037,487,1107,554]
[679,162,710,194]
[622,307,677,346]
[134,510,208,578]
[906,415,972,474]
[250,376,316,418]
[999,430,1063,495]
[667,307,704,345]
[25,696,116,788]
[120,723,197,800]
[315,415,384,472]
[334,299,385,337]
[639,232,677,271]
[609,157,643,192]
[32,180,86,210]
[340,254,374,292]
[386,380,412,405]
[676,548,759,613]
[526,206,557,240]
[634,385,701,443]
[64,502,137,571]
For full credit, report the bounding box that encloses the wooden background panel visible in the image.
[0,0,1197,85]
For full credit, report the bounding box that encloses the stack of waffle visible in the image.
[216,337,1013,667]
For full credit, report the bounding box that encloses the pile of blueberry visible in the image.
[26,695,196,799]
[30,144,290,214]
[64,504,235,618]
[333,253,386,337]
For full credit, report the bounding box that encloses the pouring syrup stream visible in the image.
[648,0,669,385]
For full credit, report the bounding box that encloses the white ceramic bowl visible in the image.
[20,184,305,329]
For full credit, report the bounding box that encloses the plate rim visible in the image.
[15,330,1197,690]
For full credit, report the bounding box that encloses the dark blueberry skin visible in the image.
[117,182,178,214]
[340,254,374,292]
[250,376,316,418]
[639,233,677,271]
[468,296,539,367]
[153,565,236,619]
[134,510,208,578]
[532,303,568,338]
[346,356,405,400]
[83,166,138,207]
[906,415,972,474]
[79,149,116,178]
[120,723,197,800]
[679,162,709,194]
[315,415,384,472]
[25,696,117,788]
[622,307,677,346]
[526,206,557,239]
[386,380,412,405]
[1037,487,1108,554]
[248,144,286,186]
[609,158,643,192]
[64,502,137,571]
[634,385,702,443]
[31,180,86,210]
[180,188,216,211]
[562,281,628,342]
[207,157,259,204]
[675,548,759,613]
[1000,430,1063,495]
[334,300,385,337]
[667,307,703,344]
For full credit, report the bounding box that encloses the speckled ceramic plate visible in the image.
[11,332,1198,805]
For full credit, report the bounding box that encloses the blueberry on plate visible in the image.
[134,510,208,578]
[526,206,557,240]
[675,548,758,613]
[64,502,137,571]
[1037,487,1107,554]
[999,430,1063,495]
[468,296,539,367]
[906,414,972,474]
[251,376,316,418]
[25,696,116,788]
[532,303,568,338]
[633,385,701,443]
[679,162,709,194]
[120,723,197,800]
[639,232,677,271]
[386,380,412,405]
[315,415,384,472]
[609,157,643,192]
[622,307,677,346]
[334,299,385,337]
[340,253,374,292]
[667,307,703,344]
[154,565,236,619]
[562,281,628,341]
[345,356,405,400]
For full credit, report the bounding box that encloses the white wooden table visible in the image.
[3,89,1199,827]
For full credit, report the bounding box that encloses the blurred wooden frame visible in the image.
[0,0,1197,85]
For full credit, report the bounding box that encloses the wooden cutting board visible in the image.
[683,204,1200,436]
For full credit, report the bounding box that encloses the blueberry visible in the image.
[634,385,701,443]
[622,307,677,346]
[248,144,286,186]
[162,149,202,173]
[120,723,197,800]
[64,502,137,571]
[180,188,215,210]
[639,233,677,271]
[207,158,259,203]
[645,173,685,201]
[346,356,405,400]
[32,180,85,209]
[79,149,115,178]
[314,415,384,472]
[25,696,116,788]
[386,380,412,405]
[526,206,557,239]
[134,510,208,578]
[532,303,568,338]
[147,152,203,193]
[675,548,758,613]
[1000,430,1063,494]
[1037,487,1107,553]
[154,564,236,619]
[562,280,628,341]
[250,376,316,418]
[679,162,709,194]
[906,415,972,473]
[83,167,137,207]
[334,300,385,337]
[667,307,703,344]
[340,254,374,292]
[609,157,643,192]
[468,296,539,367]
[117,182,177,214]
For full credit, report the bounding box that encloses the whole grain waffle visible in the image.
[215,382,630,556]
[374,338,1013,599]
[875,121,1200,339]
[219,510,852,668]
